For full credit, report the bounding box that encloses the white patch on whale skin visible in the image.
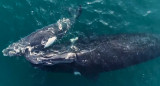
[99,20,108,26]
[2,41,29,56]
[57,21,63,30]
[26,46,34,52]
[26,46,36,55]
[2,50,8,56]
[70,37,78,43]
[57,18,71,30]
[44,36,57,48]
[66,53,76,59]
[8,51,16,56]
[70,45,79,51]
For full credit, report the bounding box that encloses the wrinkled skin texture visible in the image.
[2,6,160,77]
[3,6,82,65]
[3,33,160,77]
[76,34,160,72]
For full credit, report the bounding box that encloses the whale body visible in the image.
[3,33,160,76]
[3,6,82,56]
[2,6,160,77]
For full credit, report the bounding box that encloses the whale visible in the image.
[2,6,82,56]
[2,6,160,77]
[3,33,160,77]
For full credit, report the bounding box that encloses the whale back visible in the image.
[75,34,160,72]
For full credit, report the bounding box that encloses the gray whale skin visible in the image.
[2,6,160,76]
[3,33,160,76]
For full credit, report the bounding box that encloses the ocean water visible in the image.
[1,0,160,86]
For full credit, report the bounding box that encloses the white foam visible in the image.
[109,10,114,15]
[74,71,81,76]
[99,20,109,26]
[86,0,103,5]
[143,10,152,16]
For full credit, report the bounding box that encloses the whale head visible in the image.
[2,40,29,57]
[2,40,76,66]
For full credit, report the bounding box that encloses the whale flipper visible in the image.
[68,5,82,19]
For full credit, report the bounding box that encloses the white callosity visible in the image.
[2,41,28,56]
[70,45,79,51]
[66,52,76,59]
[57,18,71,31]
[70,37,78,43]
[70,37,79,51]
